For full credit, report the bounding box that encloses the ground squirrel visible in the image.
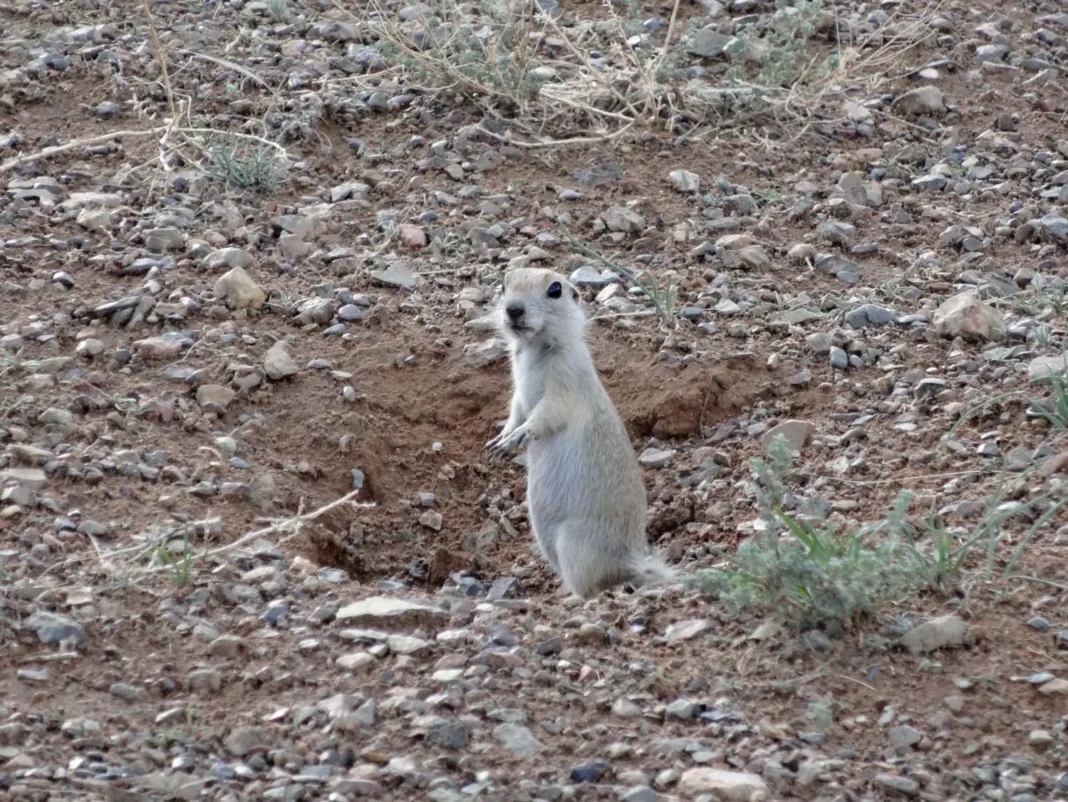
[485,267,676,599]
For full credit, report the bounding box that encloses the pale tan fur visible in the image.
[486,267,676,599]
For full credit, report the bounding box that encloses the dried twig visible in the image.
[0,128,169,175]
[141,0,178,121]
[144,488,374,574]
[475,122,633,149]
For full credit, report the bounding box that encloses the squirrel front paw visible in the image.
[485,427,528,458]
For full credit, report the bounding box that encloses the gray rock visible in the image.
[829,346,848,370]
[891,86,945,117]
[638,447,675,468]
[214,267,265,310]
[337,304,364,322]
[424,720,469,750]
[761,419,813,455]
[570,265,614,288]
[665,699,697,720]
[668,170,700,193]
[25,612,86,647]
[464,337,507,368]
[845,304,898,328]
[912,174,948,192]
[38,407,76,434]
[1020,353,1062,387]
[196,384,236,412]
[601,206,645,234]
[677,768,768,800]
[335,596,446,629]
[263,340,299,381]
[144,227,185,252]
[977,43,1009,62]
[889,724,923,750]
[203,247,253,270]
[1038,214,1068,242]
[224,726,266,757]
[664,619,711,642]
[371,262,417,289]
[901,614,970,655]
[294,298,334,326]
[0,468,48,489]
[493,723,545,756]
[873,773,920,797]
[687,27,731,59]
[932,293,1005,342]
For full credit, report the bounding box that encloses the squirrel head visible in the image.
[498,268,585,348]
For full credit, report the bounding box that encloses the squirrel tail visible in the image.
[626,548,678,590]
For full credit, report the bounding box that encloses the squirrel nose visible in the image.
[506,302,525,322]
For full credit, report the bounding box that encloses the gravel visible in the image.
[1,0,1067,799]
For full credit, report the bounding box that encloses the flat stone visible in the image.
[687,26,731,59]
[224,726,266,757]
[901,614,970,655]
[844,304,898,328]
[677,768,768,801]
[570,265,613,288]
[761,420,813,455]
[774,308,821,325]
[370,262,417,289]
[1039,678,1068,695]
[0,467,48,489]
[214,267,265,310]
[664,619,712,643]
[1039,452,1068,477]
[891,86,945,117]
[464,337,507,368]
[337,652,376,671]
[601,206,645,234]
[37,407,75,434]
[335,596,446,629]
[203,247,253,270]
[873,773,920,797]
[24,611,86,647]
[493,723,545,756]
[638,448,675,468]
[668,169,700,193]
[932,293,1005,342]
[1028,355,1067,384]
[889,724,923,750]
[387,634,430,655]
[263,340,299,381]
[1038,213,1068,242]
[144,227,185,252]
[196,384,236,412]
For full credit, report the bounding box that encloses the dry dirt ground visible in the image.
[2,0,1068,800]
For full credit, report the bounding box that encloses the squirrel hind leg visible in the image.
[553,528,627,600]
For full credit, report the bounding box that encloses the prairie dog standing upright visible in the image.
[485,267,675,599]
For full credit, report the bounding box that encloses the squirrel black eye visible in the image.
[547,281,562,299]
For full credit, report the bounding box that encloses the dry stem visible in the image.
[143,488,374,576]
[0,128,169,175]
